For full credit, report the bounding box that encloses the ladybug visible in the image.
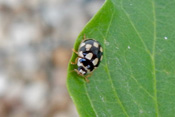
[71,35,103,82]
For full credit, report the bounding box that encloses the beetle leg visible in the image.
[84,73,93,83]
[72,48,78,55]
[84,77,90,83]
[71,57,78,65]
[86,72,93,78]
[83,34,86,40]
[74,69,84,77]
[74,69,90,82]
[74,69,79,74]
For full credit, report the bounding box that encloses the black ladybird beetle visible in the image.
[71,35,103,82]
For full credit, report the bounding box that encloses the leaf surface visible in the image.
[67,0,175,116]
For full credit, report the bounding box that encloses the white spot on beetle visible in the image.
[128,46,131,49]
[85,44,92,51]
[85,53,93,60]
[93,58,99,66]
[100,47,103,52]
[93,42,99,48]
[100,56,103,61]
[78,51,84,57]
[79,69,85,75]
[164,36,168,40]
[77,58,83,66]
[80,42,85,47]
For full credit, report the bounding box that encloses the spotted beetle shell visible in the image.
[77,39,103,75]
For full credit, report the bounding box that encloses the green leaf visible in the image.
[67,0,175,116]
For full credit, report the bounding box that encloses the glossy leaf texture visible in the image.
[67,0,175,116]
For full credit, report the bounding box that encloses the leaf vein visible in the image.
[120,1,152,57]
[84,83,98,116]
[152,1,159,116]
[103,9,129,117]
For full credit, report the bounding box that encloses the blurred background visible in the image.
[0,0,105,117]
